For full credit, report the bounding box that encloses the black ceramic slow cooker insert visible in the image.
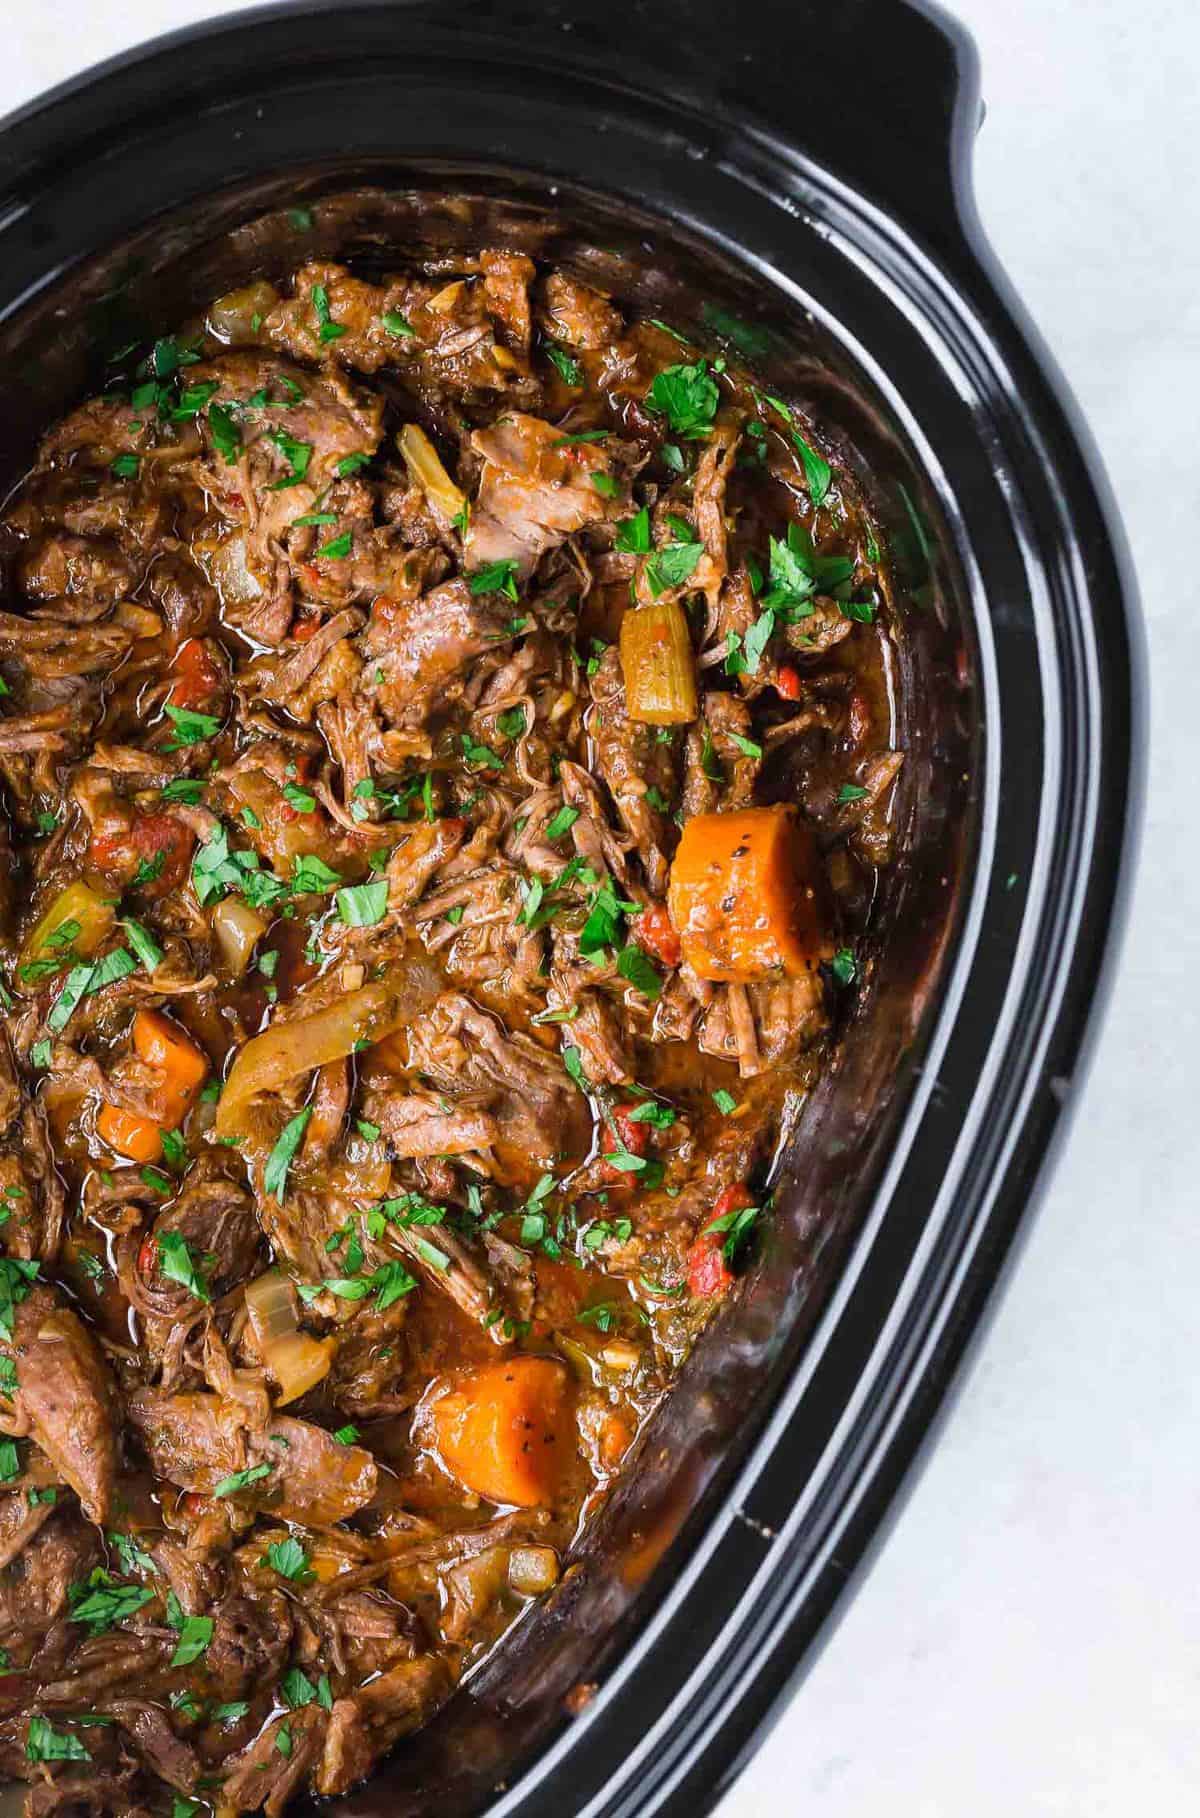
[0,3,1141,1815]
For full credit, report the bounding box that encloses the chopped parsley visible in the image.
[579,877,638,957]
[644,539,703,597]
[47,949,136,1034]
[831,948,857,986]
[468,559,520,602]
[156,1231,210,1304]
[615,507,652,554]
[166,1591,212,1666]
[646,360,719,438]
[335,880,389,927]
[266,429,313,490]
[382,310,415,338]
[213,1462,273,1499]
[163,704,222,748]
[544,804,579,842]
[281,1667,322,1709]
[212,1701,250,1727]
[755,391,832,504]
[26,1718,90,1763]
[262,1538,314,1582]
[161,777,205,804]
[616,943,661,999]
[546,344,583,385]
[311,282,345,344]
[264,1108,312,1200]
[107,1530,156,1575]
[626,1098,676,1129]
[133,850,166,887]
[67,1563,154,1636]
[0,1257,40,1342]
[578,1302,620,1333]
[291,853,341,894]
[208,402,242,463]
[743,608,776,673]
[703,1198,760,1263]
[461,732,505,770]
[121,917,163,974]
[159,1128,187,1173]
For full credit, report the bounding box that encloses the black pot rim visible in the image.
[0,4,1145,1815]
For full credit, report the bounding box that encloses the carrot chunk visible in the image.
[96,1010,208,1164]
[96,1105,165,1166]
[429,1357,577,1507]
[667,804,833,983]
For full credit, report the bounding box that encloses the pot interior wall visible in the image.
[0,166,977,1815]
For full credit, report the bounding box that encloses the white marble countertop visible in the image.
[5,2,1195,1813]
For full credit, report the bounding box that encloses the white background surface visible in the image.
[5,2,1197,1814]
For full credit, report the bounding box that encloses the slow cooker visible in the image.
[0,2,1142,1813]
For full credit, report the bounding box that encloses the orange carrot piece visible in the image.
[133,1009,208,1124]
[95,1104,164,1165]
[429,1357,577,1508]
[667,804,833,983]
[96,1011,208,1164]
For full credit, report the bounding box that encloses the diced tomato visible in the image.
[168,638,223,711]
[774,664,802,701]
[632,903,681,970]
[137,1232,156,1279]
[711,1182,757,1222]
[686,1237,733,1299]
[599,1103,651,1185]
[291,609,322,642]
[89,811,194,897]
[686,1181,756,1299]
[279,752,321,824]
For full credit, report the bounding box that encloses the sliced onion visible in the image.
[398,423,467,528]
[202,529,264,606]
[427,281,464,315]
[207,279,280,344]
[215,963,440,1138]
[211,897,267,978]
[245,1269,299,1349]
[268,1332,336,1407]
[244,1272,335,1405]
[507,1545,559,1596]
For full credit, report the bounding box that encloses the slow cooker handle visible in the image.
[485,0,981,260]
